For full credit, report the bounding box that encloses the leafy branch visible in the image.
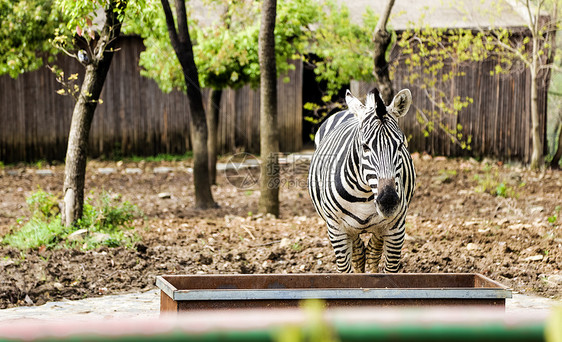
[47,65,104,104]
[393,27,508,150]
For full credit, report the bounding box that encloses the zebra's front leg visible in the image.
[366,234,384,273]
[383,223,406,273]
[327,226,355,273]
[351,235,366,273]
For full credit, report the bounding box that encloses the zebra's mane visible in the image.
[372,88,386,121]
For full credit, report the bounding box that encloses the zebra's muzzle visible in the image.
[375,179,400,218]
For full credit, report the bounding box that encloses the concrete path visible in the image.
[0,290,160,322]
[0,290,559,323]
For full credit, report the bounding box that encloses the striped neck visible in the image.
[349,124,372,194]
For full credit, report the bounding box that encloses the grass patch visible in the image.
[4,217,66,250]
[2,189,142,251]
[0,159,60,169]
[473,172,523,198]
[110,152,194,163]
[437,169,457,183]
[548,206,561,225]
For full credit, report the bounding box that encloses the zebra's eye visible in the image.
[362,144,371,154]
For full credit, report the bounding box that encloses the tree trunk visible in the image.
[207,88,222,185]
[545,3,558,168]
[529,26,544,170]
[529,74,543,169]
[258,0,279,216]
[373,0,395,104]
[184,73,215,208]
[551,121,562,169]
[161,0,216,208]
[61,5,123,227]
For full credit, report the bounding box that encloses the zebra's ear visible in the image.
[345,89,365,119]
[386,89,412,119]
[365,90,376,109]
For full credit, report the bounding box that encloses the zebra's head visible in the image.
[346,88,412,218]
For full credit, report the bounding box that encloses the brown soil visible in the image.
[1,154,561,308]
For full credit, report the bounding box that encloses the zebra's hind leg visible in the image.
[351,235,366,273]
[366,234,384,273]
[327,225,354,273]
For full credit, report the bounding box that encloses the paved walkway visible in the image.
[0,290,160,322]
[0,290,559,323]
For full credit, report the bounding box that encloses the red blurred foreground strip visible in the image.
[0,306,550,342]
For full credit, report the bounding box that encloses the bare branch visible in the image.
[525,0,536,33]
[373,0,396,103]
[545,0,559,70]
[538,14,560,34]
[86,42,95,62]
[539,62,562,73]
[412,104,429,123]
[57,45,78,60]
[374,0,395,33]
[412,102,467,148]
[421,88,445,112]
[485,29,532,67]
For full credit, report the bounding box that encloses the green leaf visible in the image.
[136,0,320,93]
[0,0,69,77]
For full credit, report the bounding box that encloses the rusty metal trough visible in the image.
[156,273,511,313]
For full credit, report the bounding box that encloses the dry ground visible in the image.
[0,154,561,308]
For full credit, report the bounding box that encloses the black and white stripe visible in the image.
[308,88,416,273]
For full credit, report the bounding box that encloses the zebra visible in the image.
[308,88,416,273]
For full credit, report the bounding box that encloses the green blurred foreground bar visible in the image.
[0,307,552,342]
[333,323,545,342]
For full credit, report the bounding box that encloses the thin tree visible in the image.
[372,0,395,104]
[138,0,310,186]
[468,0,560,169]
[160,0,216,208]
[552,116,562,167]
[525,0,557,169]
[61,1,127,227]
[138,0,327,189]
[549,89,562,168]
[546,4,561,168]
[258,0,280,216]
[3,0,148,226]
[207,89,222,184]
[396,0,561,158]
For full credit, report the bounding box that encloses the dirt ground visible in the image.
[1,154,561,308]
